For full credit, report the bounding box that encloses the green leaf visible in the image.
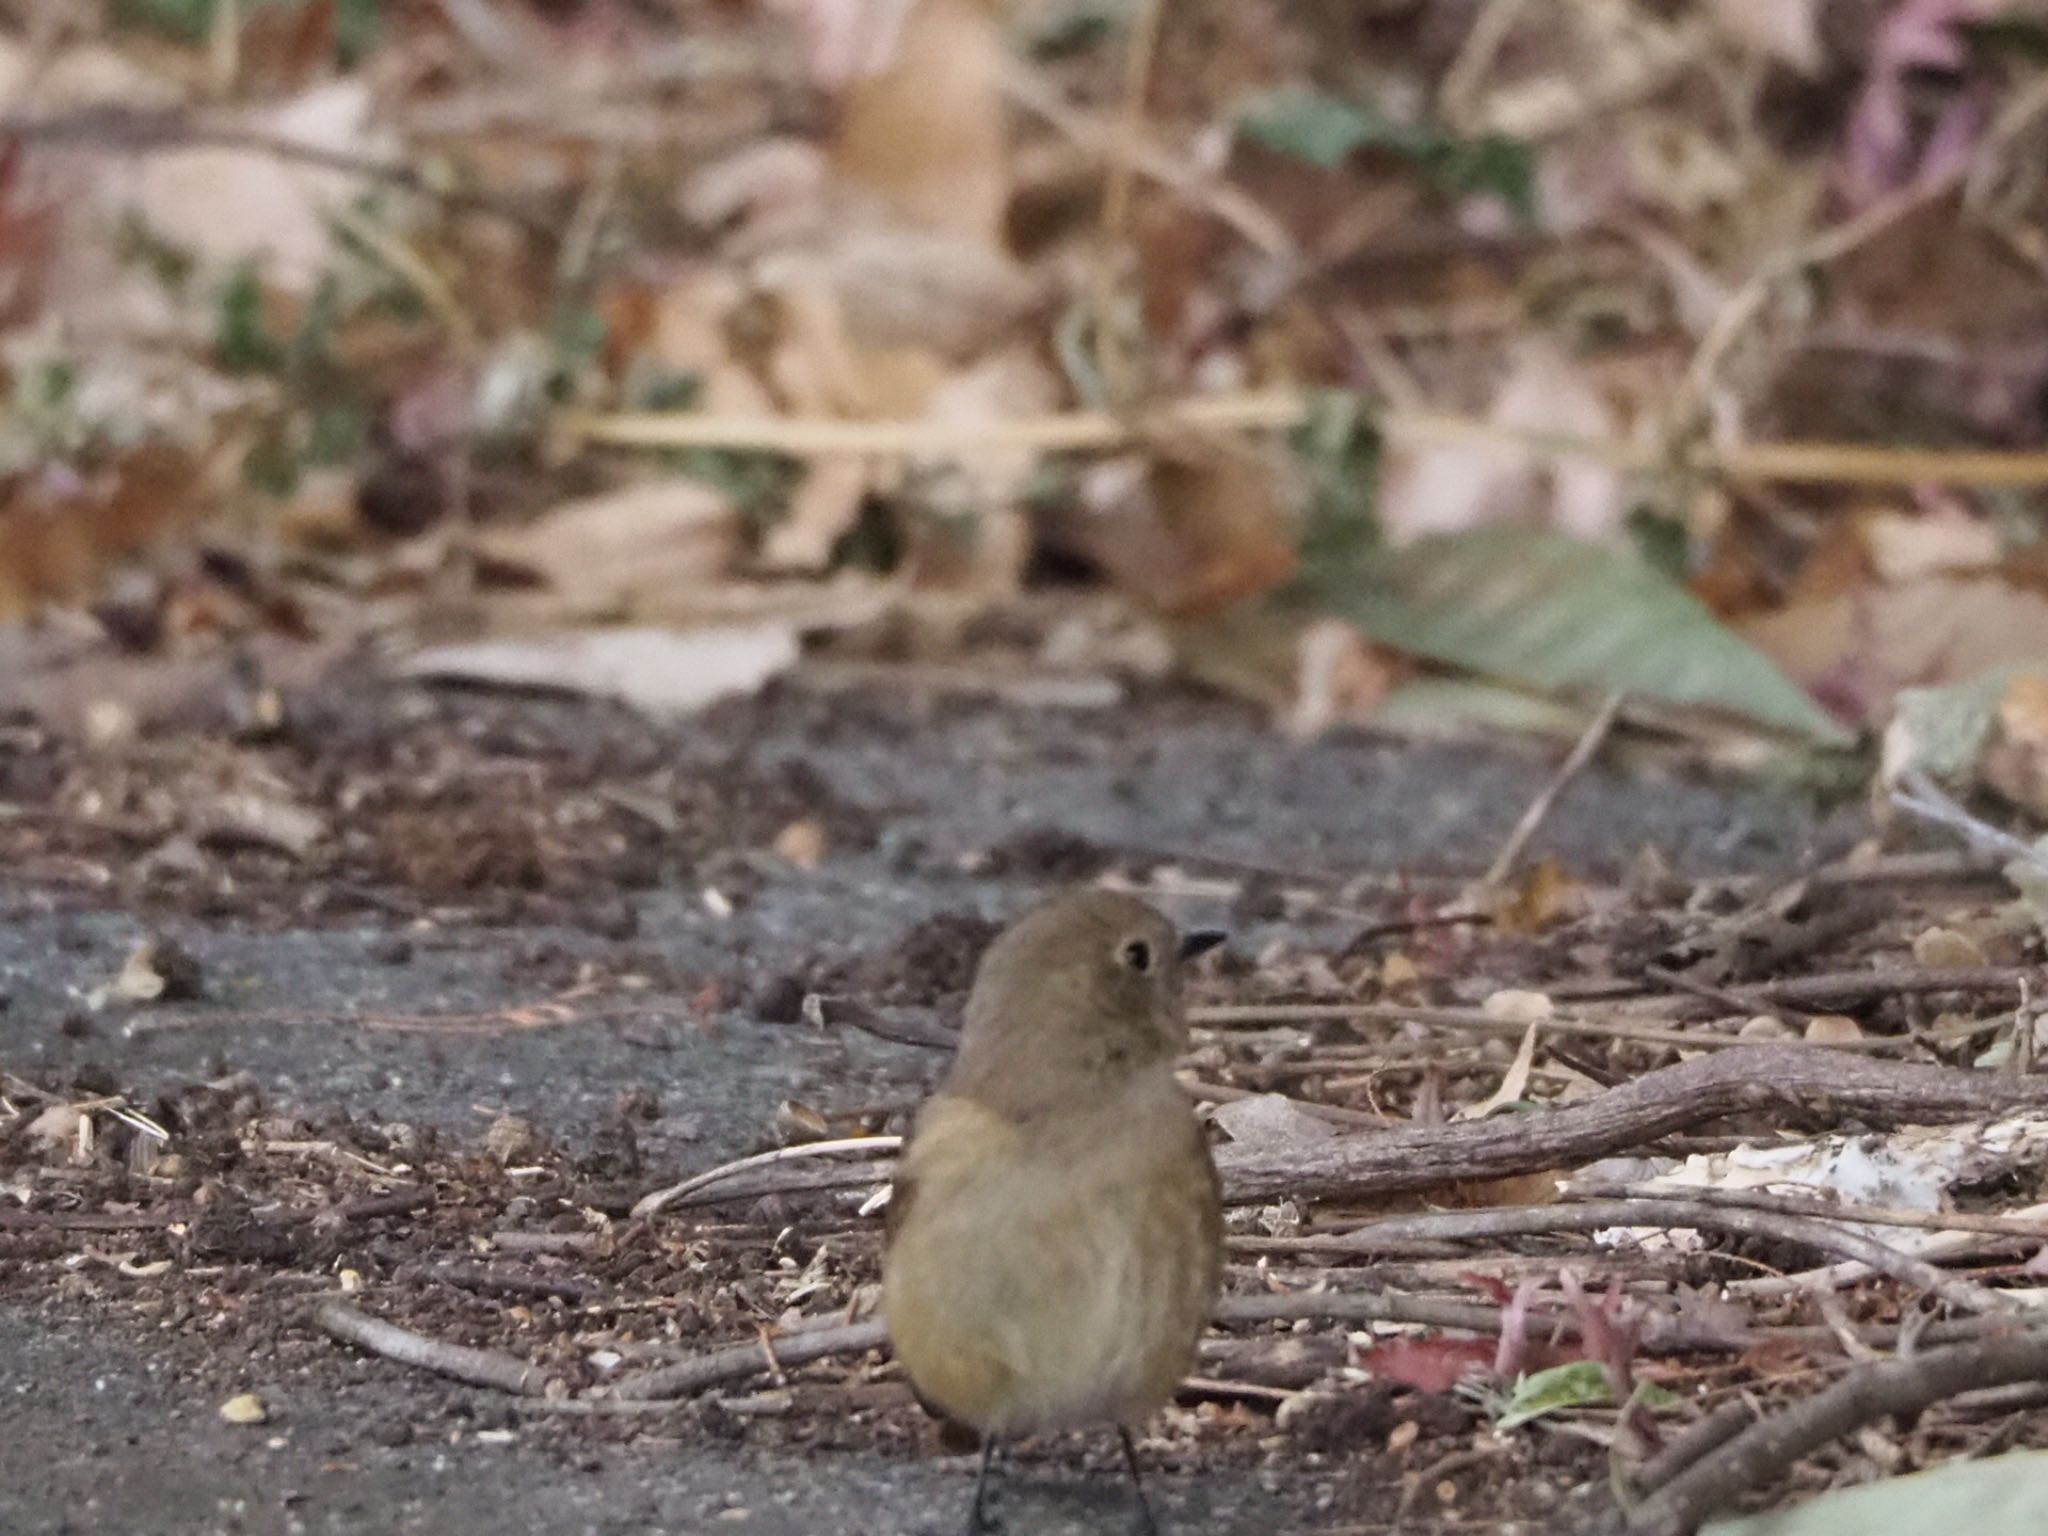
[1705,1450,2048,1536]
[1026,0,1125,59]
[214,263,283,375]
[1494,1361,1613,1429]
[1240,87,1395,169]
[1430,134,1537,222]
[1291,390,1382,574]
[1308,529,1854,744]
[1240,88,1537,222]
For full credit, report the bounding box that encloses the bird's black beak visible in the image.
[1178,929,1227,962]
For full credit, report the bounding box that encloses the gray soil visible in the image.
[0,673,1843,1536]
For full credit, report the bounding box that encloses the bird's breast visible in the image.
[882,1090,1220,1436]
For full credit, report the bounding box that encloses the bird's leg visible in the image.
[1118,1426,1160,1536]
[967,1436,1000,1535]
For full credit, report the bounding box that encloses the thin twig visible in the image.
[611,1320,888,1401]
[1891,770,2048,879]
[1569,1181,2048,1242]
[1641,965,1811,1028]
[1253,1199,2013,1315]
[1484,692,1626,887]
[633,1136,902,1220]
[1614,965,2031,1016]
[563,391,2048,489]
[1092,0,1168,404]
[314,1301,552,1395]
[1192,1000,1787,1052]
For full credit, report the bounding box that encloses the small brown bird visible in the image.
[883,889,1225,1533]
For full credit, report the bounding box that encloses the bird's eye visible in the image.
[1119,939,1154,973]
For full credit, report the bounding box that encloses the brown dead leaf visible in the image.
[1141,437,1301,615]
[1984,672,2048,822]
[0,446,209,619]
[1912,925,1990,969]
[1495,861,1585,934]
[1741,576,2048,729]
[828,0,1009,247]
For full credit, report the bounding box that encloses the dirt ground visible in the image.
[0,665,1842,1536]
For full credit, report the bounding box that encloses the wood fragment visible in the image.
[611,1320,888,1401]
[314,1301,552,1396]
[1218,1045,2048,1205]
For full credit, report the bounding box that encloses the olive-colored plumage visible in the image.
[883,889,1223,1522]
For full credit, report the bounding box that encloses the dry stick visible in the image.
[1217,1045,2048,1206]
[314,1301,551,1396]
[1617,1324,2048,1536]
[1582,965,2032,1019]
[998,62,1292,257]
[1091,0,1167,405]
[1726,1199,2048,1303]
[1191,1000,1745,1050]
[1191,999,1898,1053]
[1327,1199,2015,1316]
[1570,1181,2048,1242]
[1481,691,1626,887]
[612,1320,889,1401]
[1892,770,2048,881]
[561,392,2048,490]
[1641,965,1813,1028]
[1258,1205,2011,1315]
[1627,1399,1763,1498]
[630,1047,2048,1214]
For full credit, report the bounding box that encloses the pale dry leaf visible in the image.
[26,1103,85,1148]
[218,1393,269,1426]
[1380,343,1627,542]
[1912,925,1990,968]
[198,793,327,859]
[1285,618,1398,740]
[1703,0,1825,74]
[118,81,382,293]
[642,270,778,415]
[1459,1022,1542,1120]
[678,138,833,252]
[1482,989,1556,1023]
[1651,1114,2048,1239]
[1209,1093,1339,1153]
[402,625,800,717]
[476,481,740,615]
[1984,672,2048,822]
[761,458,874,573]
[1804,1014,1864,1045]
[757,228,1038,361]
[1858,511,2002,583]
